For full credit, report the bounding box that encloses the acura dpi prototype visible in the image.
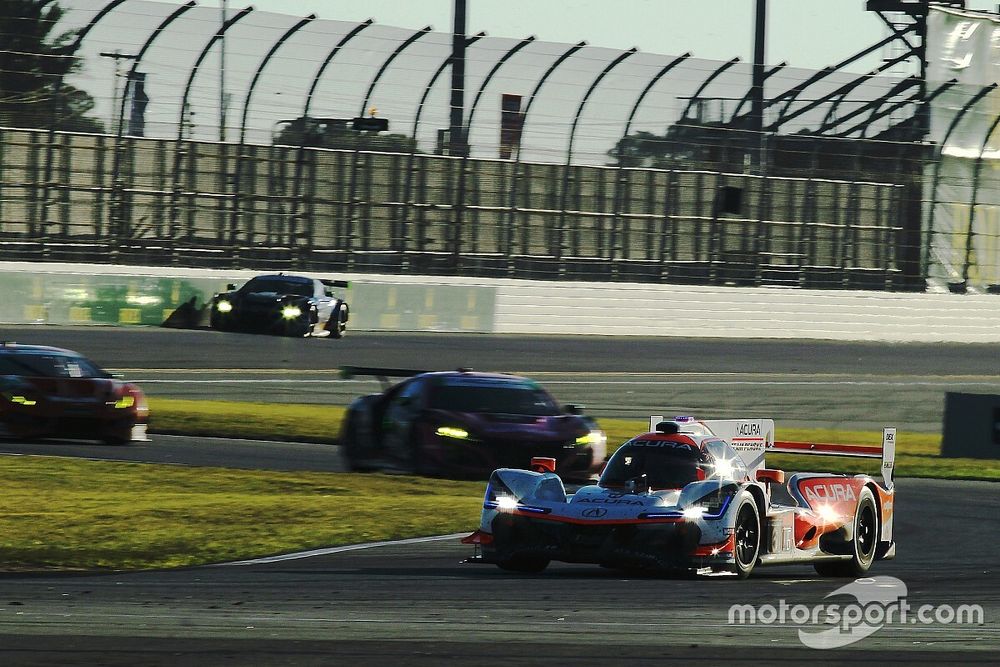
[0,343,149,444]
[210,273,349,338]
[464,416,896,578]
[340,367,606,480]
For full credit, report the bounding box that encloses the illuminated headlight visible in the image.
[436,426,469,440]
[113,396,135,409]
[9,395,37,406]
[496,496,518,511]
[215,300,233,313]
[281,305,302,319]
[686,484,737,518]
[576,430,606,448]
[712,458,735,479]
[683,505,707,520]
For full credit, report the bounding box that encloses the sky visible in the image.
[55,1,1000,163]
[144,0,1000,71]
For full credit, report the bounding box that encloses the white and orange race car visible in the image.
[463,416,895,578]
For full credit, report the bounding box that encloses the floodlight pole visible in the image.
[449,0,468,156]
[750,0,767,170]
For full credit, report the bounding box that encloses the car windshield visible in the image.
[600,441,704,489]
[0,352,107,379]
[428,383,561,416]
[242,277,313,296]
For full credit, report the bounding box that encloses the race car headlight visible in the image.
[575,430,606,448]
[113,396,135,409]
[436,426,469,440]
[215,300,233,313]
[281,305,302,319]
[683,506,707,520]
[8,394,36,406]
[685,484,737,519]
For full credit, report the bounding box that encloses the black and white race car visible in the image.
[464,416,896,578]
[209,274,349,338]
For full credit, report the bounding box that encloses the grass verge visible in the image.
[0,456,483,571]
[150,398,1000,482]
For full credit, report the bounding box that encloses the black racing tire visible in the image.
[814,487,879,577]
[496,555,550,574]
[731,494,761,579]
[341,413,365,471]
[330,303,348,339]
[209,312,228,331]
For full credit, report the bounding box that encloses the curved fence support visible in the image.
[960,108,1000,289]
[344,26,433,270]
[40,0,130,244]
[228,14,317,264]
[168,5,254,247]
[287,19,375,260]
[399,31,485,259]
[504,41,587,273]
[609,52,690,270]
[678,57,739,122]
[921,83,996,283]
[556,47,637,265]
[730,62,786,121]
[108,1,196,258]
[435,35,537,271]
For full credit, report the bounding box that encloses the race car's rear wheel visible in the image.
[329,303,348,339]
[814,487,878,577]
[496,555,550,574]
[731,495,760,579]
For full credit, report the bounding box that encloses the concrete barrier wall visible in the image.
[1,261,998,342]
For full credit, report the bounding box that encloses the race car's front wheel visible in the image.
[496,555,550,574]
[731,495,761,579]
[814,487,879,577]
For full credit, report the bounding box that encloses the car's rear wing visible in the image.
[340,366,428,389]
[771,428,896,490]
[321,279,350,289]
[648,416,896,491]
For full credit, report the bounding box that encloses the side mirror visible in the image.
[530,457,557,473]
[226,283,236,291]
[564,404,584,415]
[756,468,785,485]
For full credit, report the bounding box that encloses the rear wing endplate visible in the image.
[772,427,896,490]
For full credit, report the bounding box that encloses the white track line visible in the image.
[216,533,467,566]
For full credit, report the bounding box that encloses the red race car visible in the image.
[0,343,149,445]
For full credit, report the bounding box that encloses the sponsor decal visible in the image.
[628,440,694,450]
[581,508,608,518]
[803,483,857,504]
[735,422,762,437]
[577,497,646,506]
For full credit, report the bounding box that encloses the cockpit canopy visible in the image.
[600,435,748,490]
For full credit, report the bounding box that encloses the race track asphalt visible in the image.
[0,478,996,665]
[0,325,997,664]
[3,325,1000,430]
